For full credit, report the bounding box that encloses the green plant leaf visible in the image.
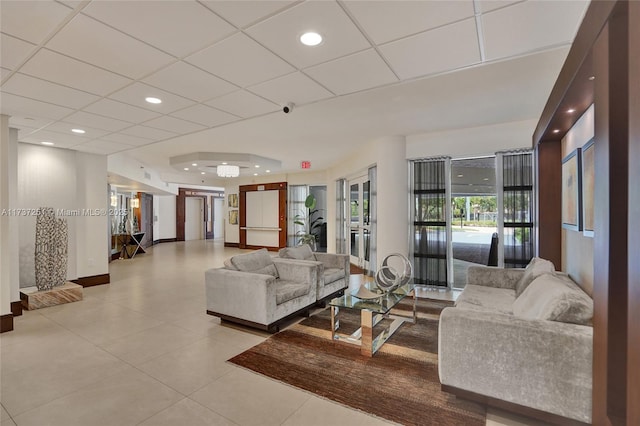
[304,194,317,210]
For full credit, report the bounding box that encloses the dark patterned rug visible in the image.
[228,298,486,426]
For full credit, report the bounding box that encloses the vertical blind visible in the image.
[335,179,347,254]
[502,152,534,268]
[412,159,448,286]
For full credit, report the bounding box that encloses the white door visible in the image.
[185,197,204,241]
[348,176,370,271]
[213,198,224,239]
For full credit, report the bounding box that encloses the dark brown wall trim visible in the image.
[10,301,22,317]
[0,314,13,333]
[71,273,110,288]
[224,242,239,248]
[153,238,177,244]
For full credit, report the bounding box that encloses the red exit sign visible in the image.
[301,161,311,169]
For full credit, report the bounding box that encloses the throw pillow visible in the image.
[513,273,593,325]
[230,248,278,278]
[279,244,316,261]
[223,258,237,270]
[515,257,555,297]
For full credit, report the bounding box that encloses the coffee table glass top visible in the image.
[329,282,415,314]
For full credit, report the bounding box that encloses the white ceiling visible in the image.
[1,0,589,181]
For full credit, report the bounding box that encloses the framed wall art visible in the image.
[562,148,582,231]
[581,139,595,237]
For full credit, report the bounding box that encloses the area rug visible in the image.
[228,298,486,426]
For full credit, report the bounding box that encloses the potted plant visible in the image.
[294,194,324,251]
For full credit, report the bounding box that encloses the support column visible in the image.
[375,136,408,260]
[1,115,20,332]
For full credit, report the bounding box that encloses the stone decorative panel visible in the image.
[34,207,68,291]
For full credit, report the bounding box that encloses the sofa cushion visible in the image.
[323,268,345,286]
[280,244,315,261]
[455,284,516,314]
[515,257,555,297]
[230,248,278,278]
[223,258,237,270]
[275,280,310,305]
[513,273,593,325]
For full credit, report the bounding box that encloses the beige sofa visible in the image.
[438,258,593,424]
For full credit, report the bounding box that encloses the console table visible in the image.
[115,232,146,259]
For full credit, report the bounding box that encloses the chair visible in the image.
[278,244,349,302]
[205,248,318,332]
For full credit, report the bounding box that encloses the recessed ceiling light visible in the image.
[41,141,54,146]
[255,165,260,168]
[192,163,197,166]
[201,172,205,175]
[184,167,189,171]
[588,76,595,81]
[266,170,271,173]
[71,128,85,134]
[457,174,464,178]
[221,162,227,165]
[300,32,322,46]
[553,129,560,133]
[253,173,258,176]
[145,97,162,104]
[483,178,489,181]
[567,108,576,113]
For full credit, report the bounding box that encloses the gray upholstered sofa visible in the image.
[278,244,349,302]
[205,249,318,332]
[438,258,593,424]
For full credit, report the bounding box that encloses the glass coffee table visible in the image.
[329,282,416,357]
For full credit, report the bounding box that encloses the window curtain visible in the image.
[288,185,308,247]
[368,166,377,274]
[335,179,347,254]
[500,151,534,268]
[411,159,449,286]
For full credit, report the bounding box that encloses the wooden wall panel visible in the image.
[536,141,562,269]
[239,182,287,251]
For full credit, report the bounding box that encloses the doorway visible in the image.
[213,198,224,239]
[185,197,204,241]
[348,175,370,271]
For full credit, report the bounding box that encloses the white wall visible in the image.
[561,105,595,295]
[155,195,176,240]
[17,143,109,287]
[406,119,538,159]
[224,185,239,244]
[108,152,178,195]
[1,117,19,315]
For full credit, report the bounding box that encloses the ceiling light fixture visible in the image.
[567,108,576,113]
[253,173,258,176]
[553,129,560,134]
[192,163,198,166]
[457,174,464,178]
[217,165,239,178]
[41,141,54,146]
[588,76,595,81]
[255,165,260,168]
[300,32,322,46]
[266,170,271,173]
[145,97,162,104]
[222,162,227,165]
[71,128,85,134]
[184,167,189,171]
[201,172,205,175]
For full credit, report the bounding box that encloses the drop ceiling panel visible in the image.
[343,0,475,45]
[99,133,155,147]
[64,111,133,132]
[84,99,162,124]
[0,93,73,121]
[46,14,174,79]
[120,125,177,141]
[305,49,397,95]
[246,1,370,69]
[143,115,206,134]
[185,33,295,88]
[82,1,236,57]
[142,61,238,102]
[73,140,133,155]
[1,34,37,70]
[20,49,132,96]
[41,122,109,140]
[8,116,54,131]
[202,0,295,28]
[476,1,522,14]
[2,73,100,109]
[380,18,481,80]
[109,82,196,114]
[0,1,73,44]
[170,104,239,127]
[20,129,89,147]
[248,72,334,106]
[482,0,588,61]
[1,68,11,80]
[206,90,279,118]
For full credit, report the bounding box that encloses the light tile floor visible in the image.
[1,240,544,426]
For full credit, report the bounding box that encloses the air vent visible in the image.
[144,172,151,180]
